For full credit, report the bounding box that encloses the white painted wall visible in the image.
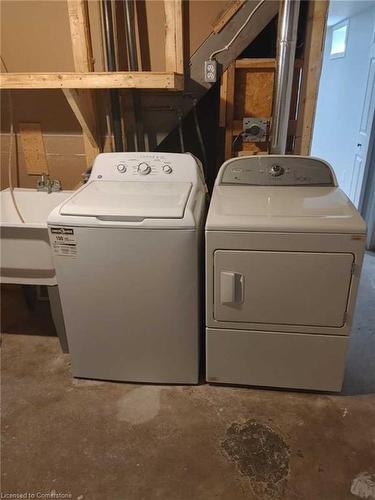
[311,2,375,200]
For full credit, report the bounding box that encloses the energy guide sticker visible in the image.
[50,227,77,257]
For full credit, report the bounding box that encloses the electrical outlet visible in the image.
[204,60,217,83]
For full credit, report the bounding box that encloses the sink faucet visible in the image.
[37,174,62,193]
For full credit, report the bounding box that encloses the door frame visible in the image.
[359,113,375,250]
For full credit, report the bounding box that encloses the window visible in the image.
[330,20,349,58]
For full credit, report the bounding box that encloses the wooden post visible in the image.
[295,0,328,155]
[223,62,236,160]
[66,0,100,166]
[164,0,184,76]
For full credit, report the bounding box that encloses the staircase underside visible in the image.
[152,0,279,149]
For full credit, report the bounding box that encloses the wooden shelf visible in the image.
[0,71,184,90]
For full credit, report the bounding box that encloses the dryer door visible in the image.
[214,250,354,328]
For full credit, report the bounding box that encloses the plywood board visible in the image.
[18,123,49,175]
[234,68,275,119]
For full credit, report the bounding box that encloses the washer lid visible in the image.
[59,181,192,220]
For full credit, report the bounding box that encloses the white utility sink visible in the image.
[1,188,73,285]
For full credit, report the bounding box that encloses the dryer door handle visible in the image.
[220,272,244,305]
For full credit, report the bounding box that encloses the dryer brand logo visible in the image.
[51,227,74,235]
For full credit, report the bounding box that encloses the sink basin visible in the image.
[1,188,73,285]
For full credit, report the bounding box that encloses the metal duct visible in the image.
[102,0,124,151]
[123,0,145,151]
[270,0,300,154]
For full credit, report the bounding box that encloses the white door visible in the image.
[350,21,375,207]
[214,250,354,328]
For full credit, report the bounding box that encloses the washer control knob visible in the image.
[117,163,127,173]
[162,165,173,174]
[269,164,284,177]
[138,162,151,175]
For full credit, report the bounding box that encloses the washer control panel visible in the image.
[89,153,204,185]
[114,159,173,176]
[220,156,335,186]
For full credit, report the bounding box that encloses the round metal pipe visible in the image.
[270,0,300,154]
[123,0,145,151]
[102,0,124,151]
[123,0,138,71]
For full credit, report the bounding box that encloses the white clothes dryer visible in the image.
[205,155,366,391]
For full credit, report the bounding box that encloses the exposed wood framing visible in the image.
[66,0,99,165]
[67,0,94,72]
[189,0,278,90]
[235,58,303,70]
[219,58,302,161]
[63,89,98,152]
[235,58,303,69]
[0,72,184,90]
[18,123,49,175]
[213,0,246,34]
[164,0,184,76]
[295,0,329,155]
[223,62,236,160]
[235,58,276,69]
[158,0,278,152]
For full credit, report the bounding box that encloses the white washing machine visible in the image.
[205,155,366,391]
[48,152,206,384]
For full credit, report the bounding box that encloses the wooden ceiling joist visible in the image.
[0,72,184,90]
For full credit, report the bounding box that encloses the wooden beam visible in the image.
[224,62,236,160]
[67,0,99,164]
[63,89,98,162]
[0,72,184,90]
[164,0,184,76]
[235,58,303,69]
[219,66,229,128]
[213,0,246,34]
[189,0,278,89]
[235,58,276,69]
[295,0,329,155]
[67,0,93,72]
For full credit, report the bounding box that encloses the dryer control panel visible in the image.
[220,156,336,186]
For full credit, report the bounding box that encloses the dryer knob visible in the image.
[138,162,151,175]
[269,164,284,177]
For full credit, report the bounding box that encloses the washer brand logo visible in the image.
[50,228,74,235]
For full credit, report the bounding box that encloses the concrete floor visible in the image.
[1,253,375,500]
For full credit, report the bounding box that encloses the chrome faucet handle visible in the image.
[37,175,47,191]
[35,173,61,192]
[51,179,62,192]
